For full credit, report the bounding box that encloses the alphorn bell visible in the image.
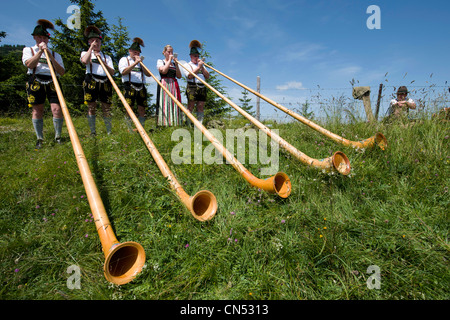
[204,63,387,151]
[94,54,217,221]
[44,50,145,285]
[179,62,351,175]
[139,61,292,198]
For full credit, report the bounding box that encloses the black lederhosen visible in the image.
[26,74,60,107]
[123,81,147,107]
[186,81,207,102]
[83,73,112,104]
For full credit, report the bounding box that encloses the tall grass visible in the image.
[0,113,448,300]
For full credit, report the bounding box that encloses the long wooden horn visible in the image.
[139,61,292,198]
[179,62,351,175]
[204,63,387,151]
[94,54,217,221]
[44,50,145,285]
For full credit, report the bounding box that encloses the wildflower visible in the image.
[230,211,235,215]
[185,244,189,248]
[36,205,40,209]
[281,219,286,224]
[85,234,88,238]
[14,268,19,273]
[323,227,327,230]
[320,235,323,238]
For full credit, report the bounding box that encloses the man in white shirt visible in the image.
[80,25,115,135]
[22,19,65,149]
[118,37,150,128]
[182,40,209,124]
[386,86,416,123]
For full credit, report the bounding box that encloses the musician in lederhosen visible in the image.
[118,37,150,129]
[156,44,183,127]
[22,19,65,149]
[182,40,209,125]
[80,26,115,135]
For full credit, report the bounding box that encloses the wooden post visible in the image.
[352,86,375,123]
[375,83,383,121]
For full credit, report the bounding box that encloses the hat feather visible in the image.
[37,19,54,30]
[84,25,102,37]
[189,40,202,48]
[133,37,145,47]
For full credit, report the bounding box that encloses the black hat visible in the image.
[129,37,144,52]
[397,86,409,94]
[84,25,102,40]
[31,19,54,38]
[189,40,201,55]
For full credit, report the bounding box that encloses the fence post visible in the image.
[352,86,376,123]
[375,83,383,120]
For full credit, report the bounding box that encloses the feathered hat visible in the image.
[189,40,202,55]
[31,19,54,38]
[129,37,144,52]
[84,25,102,40]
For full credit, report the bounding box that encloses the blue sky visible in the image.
[2,0,449,119]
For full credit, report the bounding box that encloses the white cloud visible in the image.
[276,81,305,91]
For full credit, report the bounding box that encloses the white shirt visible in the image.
[182,61,205,84]
[80,51,114,76]
[22,45,64,76]
[118,56,145,83]
[388,98,415,116]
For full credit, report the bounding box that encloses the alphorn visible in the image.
[204,63,387,151]
[139,61,292,198]
[179,62,351,175]
[44,50,145,285]
[94,54,217,221]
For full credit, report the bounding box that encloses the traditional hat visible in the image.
[189,40,202,55]
[84,25,102,40]
[129,37,144,52]
[31,19,54,38]
[397,86,409,94]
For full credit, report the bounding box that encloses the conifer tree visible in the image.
[51,0,128,114]
[239,89,255,117]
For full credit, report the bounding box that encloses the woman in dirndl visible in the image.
[156,45,183,126]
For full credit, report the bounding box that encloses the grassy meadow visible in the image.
[0,112,448,300]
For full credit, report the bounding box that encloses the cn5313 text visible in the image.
[180,303,269,317]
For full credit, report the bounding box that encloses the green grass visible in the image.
[0,114,448,300]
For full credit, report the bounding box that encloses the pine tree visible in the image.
[197,42,231,121]
[239,89,255,117]
[51,0,129,114]
[0,32,28,114]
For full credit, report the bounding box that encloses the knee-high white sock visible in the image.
[138,116,145,127]
[32,118,44,140]
[87,115,96,134]
[53,117,63,139]
[197,111,204,124]
[103,117,112,134]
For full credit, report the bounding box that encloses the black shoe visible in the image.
[55,137,62,144]
[35,139,43,149]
